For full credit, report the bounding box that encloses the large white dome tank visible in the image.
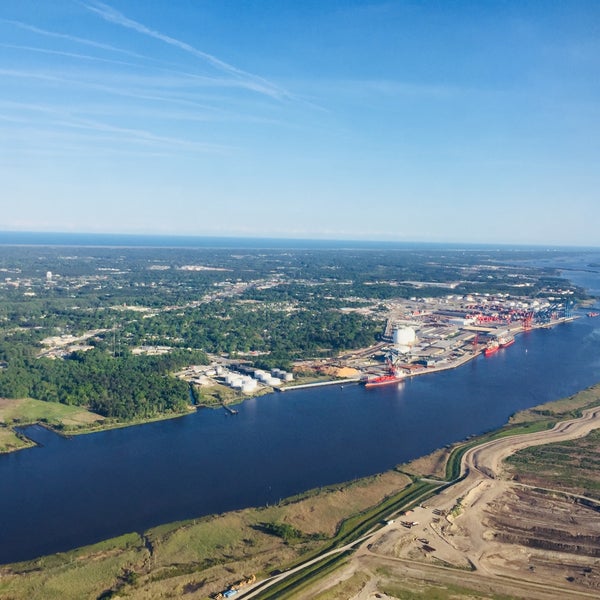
[393,326,416,353]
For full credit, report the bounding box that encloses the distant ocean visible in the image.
[0,231,585,251]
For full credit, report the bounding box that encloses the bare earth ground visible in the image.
[306,406,600,600]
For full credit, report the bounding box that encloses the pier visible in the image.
[279,378,361,392]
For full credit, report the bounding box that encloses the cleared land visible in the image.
[0,397,104,452]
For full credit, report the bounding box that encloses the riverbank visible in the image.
[0,397,199,455]
[0,397,105,454]
[2,382,599,599]
[0,316,579,455]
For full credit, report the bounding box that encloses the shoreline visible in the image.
[0,405,197,455]
[0,316,579,454]
[2,382,599,593]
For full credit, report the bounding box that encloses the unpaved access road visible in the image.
[344,407,600,599]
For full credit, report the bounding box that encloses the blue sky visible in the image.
[1,1,599,245]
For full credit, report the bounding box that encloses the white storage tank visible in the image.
[393,327,416,353]
[231,377,244,389]
[242,381,257,394]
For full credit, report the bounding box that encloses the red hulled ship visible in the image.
[483,339,500,357]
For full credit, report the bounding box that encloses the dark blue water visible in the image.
[1,314,600,564]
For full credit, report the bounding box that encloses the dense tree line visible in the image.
[121,300,381,358]
[0,348,206,420]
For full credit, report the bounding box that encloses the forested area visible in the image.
[120,300,380,358]
[0,347,207,419]
[0,242,586,421]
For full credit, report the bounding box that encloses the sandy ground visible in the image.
[306,407,600,599]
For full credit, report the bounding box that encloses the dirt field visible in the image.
[304,405,600,600]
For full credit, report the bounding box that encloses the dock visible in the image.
[279,378,361,392]
[222,404,239,415]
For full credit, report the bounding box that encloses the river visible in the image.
[1,253,599,565]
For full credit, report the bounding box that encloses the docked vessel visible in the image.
[498,334,515,348]
[483,339,500,357]
[364,374,404,388]
[363,369,405,388]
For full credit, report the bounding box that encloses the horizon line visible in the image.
[0,229,598,250]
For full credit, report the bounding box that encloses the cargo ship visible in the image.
[498,334,515,348]
[363,369,405,388]
[483,339,500,357]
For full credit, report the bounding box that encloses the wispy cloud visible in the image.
[53,115,230,153]
[0,68,233,114]
[0,42,142,69]
[0,18,147,60]
[1,119,228,159]
[82,1,289,100]
[0,95,230,155]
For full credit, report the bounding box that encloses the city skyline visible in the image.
[2,1,599,246]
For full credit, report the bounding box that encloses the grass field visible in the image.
[0,397,104,452]
[509,382,600,424]
[0,426,34,453]
[0,397,104,428]
[0,534,146,600]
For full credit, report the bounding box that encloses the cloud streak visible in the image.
[1,116,228,156]
[0,68,233,114]
[0,18,147,60]
[0,42,143,69]
[82,1,289,100]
